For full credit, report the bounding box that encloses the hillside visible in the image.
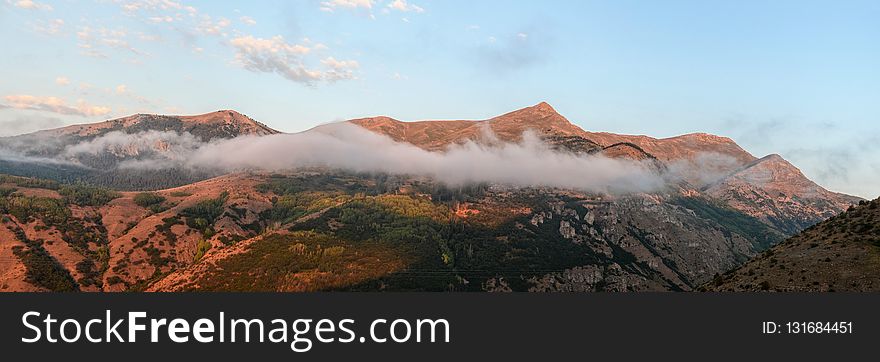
[2,171,786,292]
[706,198,880,291]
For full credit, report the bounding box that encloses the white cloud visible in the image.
[386,0,423,13]
[239,16,256,25]
[320,0,374,12]
[116,84,128,94]
[230,35,358,85]
[120,0,195,15]
[321,57,360,81]
[76,26,144,58]
[55,76,70,86]
[2,95,111,117]
[9,0,53,11]
[32,18,64,35]
[148,15,174,23]
[197,16,231,36]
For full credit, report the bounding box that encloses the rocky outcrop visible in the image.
[704,154,862,234]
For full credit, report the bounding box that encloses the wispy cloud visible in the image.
[386,0,423,13]
[319,0,374,13]
[31,18,65,35]
[474,30,550,74]
[119,0,196,16]
[8,0,53,11]
[229,35,358,85]
[714,114,880,198]
[76,26,145,58]
[239,15,256,26]
[0,115,65,137]
[2,95,111,117]
[196,16,231,36]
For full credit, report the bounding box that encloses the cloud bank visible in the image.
[0,123,672,194]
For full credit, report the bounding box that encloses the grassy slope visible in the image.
[706,199,880,291]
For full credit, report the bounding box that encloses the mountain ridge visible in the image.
[0,102,866,292]
[18,110,279,140]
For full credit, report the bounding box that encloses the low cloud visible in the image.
[187,124,666,193]
[0,115,65,137]
[2,95,111,117]
[666,152,743,187]
[64,130,202,159]
[1,124,679,194]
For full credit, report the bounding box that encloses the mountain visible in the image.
[706,198,880,292]
[0,110,279,190]
[0,103,863,292]
[704,154,862,234]
[351,102,859,234]
[26,110,278,140]
[351,102,755,167]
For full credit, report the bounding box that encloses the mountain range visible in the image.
[0,103,866,292]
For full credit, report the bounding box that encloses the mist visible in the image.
[186,123,667,193]
[1,123,680,194]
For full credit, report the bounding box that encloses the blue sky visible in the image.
[0,0,878,197]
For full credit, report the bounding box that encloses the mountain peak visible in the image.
[532,101,557,113]
[492,101,571,124]
[761,153,784,161]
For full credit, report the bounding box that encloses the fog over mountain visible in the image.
[0,105,865,292]
[2,123,673,194]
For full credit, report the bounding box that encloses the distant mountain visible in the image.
[706,198,880,292]
[25,110,278,140]
[704,154,861,234]
[0,110,278,190]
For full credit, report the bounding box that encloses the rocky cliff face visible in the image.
[144,172,784,292]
